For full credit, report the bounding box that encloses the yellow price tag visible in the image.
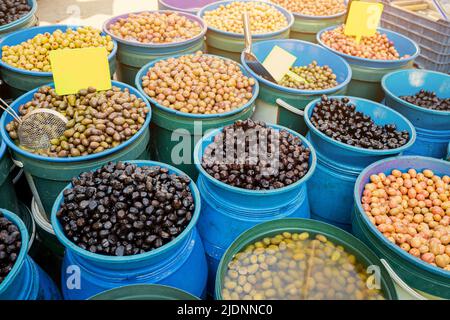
[344,1,384,43]
[49,47,112,96]
[262,45,297,83]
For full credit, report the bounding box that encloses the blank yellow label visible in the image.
[344,1,384,43]
[49,47,112,96]
[262,46,297,83]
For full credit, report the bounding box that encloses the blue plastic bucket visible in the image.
[241,39,352,135]
[0,25,118,98]
[103,10,206,86]
[158,0,218,14]
[0,0,38,39]
[0,80,152,215]
[304,96,416,231]
[193,123,317,294]
[51,160,208,300]
[0,209,61,300]
[198,0,294,62]
[317,26,420,102]
[382,69,450,159]
[135,53,258,179]
[352,156,450,299]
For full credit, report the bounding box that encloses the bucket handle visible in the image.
[11,157,47,217]
[380,259,428,300]
[276,98,304,117]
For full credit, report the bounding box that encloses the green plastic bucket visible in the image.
[31,198,64,258]
[290,12,345,43]
[346,62,414,103]
[0,0,38,39]
[0,138,19,213]
[0,81,152,216]
[215,218,398,300]
[103,10,207,86]
[136,54,258,179]
[241,39,352,135]
[29,198,63,285]
[16,201,36,255]
[90,284,200,300]
[317,26,420,102]
[198,0,294,62]
[0,25,118,98]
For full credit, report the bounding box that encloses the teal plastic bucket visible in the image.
[194,124,317,294]
[382,69,450,159]
[353,156,450,299]
[198,0,294,62]
[31,198,64,258]
[135,53,258,179]
[158,0,218,14]
[90,284,200,300]
[0,209,61,300]
[215,218,398,300]
[51,160,208,300]
[0,81,152,216]
[0,138,19,213]
[0,25,118,98]
[290,11,345,43]
[241,39,351,135]
[317,26,420,102]
[103,10,206,86]
[17,201,36,255]
[304,96,416,231]
[0,0,38,39]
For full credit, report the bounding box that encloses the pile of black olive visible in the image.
[0,212,22,284]
[310,96,410,150]
[400,90,450,112]
[0,0,32,26]
[56,162,195,256]
[201,119,311,190]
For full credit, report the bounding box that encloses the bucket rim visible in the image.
[50,160,202,264]
[240,39,352,95]
[193,122,317,196]
[0,0,37,32]
[381,69,450,116]
[304,95,417,155]
[0,24,118,77]
[316,25,420,66]
[0,209,29,295]
[135,53,260,119]
[102,10,207,49]
[89,283,200,300]
[158,0,200,14]
[214,217,399,300]
[197,0,295,39]
[353,155,450,279]
[0,80,152,163]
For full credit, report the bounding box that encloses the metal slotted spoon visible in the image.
[0,97,68,150]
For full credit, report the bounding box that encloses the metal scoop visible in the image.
[242,12,308,85]
[242,11,277,83]
[0,97,68,150]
